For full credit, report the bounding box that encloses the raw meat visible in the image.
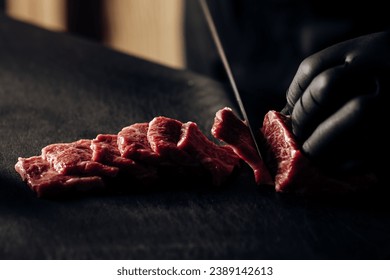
[16,107,376,198]
[15,156,104,198]
[14,112,252,198]
[42,139,118,177]
[117,123,161,164]
[118,122,202,182]
[178,121,241,186]
[261,110,377,194]
[91,134,159,184]
[211,107,273,185]
[261,111,309,192]
[148,116,240,184]
[147,116,197,166]
[92,134,134,167]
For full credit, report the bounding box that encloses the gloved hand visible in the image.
[282,31,390,174]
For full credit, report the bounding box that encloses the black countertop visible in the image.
[1,15,389,260]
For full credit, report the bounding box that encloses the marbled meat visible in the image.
[91,134,159,184]
[117,123,161,164]
[212,107,273,185]
[261,110,377,194]
[42,139,118,177]
[15,113,242,198]
[15,156,104,198]
[178,121,241,186]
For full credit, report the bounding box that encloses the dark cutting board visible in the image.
[0,15,389,260]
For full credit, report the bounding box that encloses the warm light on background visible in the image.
[6,0,67,31]
[101,0,185,69]
[5,0,185,69]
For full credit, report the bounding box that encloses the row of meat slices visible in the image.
[15,110,251,198]
[15,107,377,198]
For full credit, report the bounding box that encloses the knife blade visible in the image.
[199,0,264,160]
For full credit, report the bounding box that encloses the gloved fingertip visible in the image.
[280,104,290,115]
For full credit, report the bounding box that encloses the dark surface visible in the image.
[1,15,390,260]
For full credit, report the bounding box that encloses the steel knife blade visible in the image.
[199,0,264,160]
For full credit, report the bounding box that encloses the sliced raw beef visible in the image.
[261,111,309,192]
[117,122,199,182]
[147,116,197,166]
[211,107,273,185]
[15,156,104,198]
[92,134,140,169]
[91,134,158,184]
[178,121,241,186]
[148,116,240,185]
[42,139,118,177]
[261,110,377,194]
[15,112,247,198]
[117,123,161,164]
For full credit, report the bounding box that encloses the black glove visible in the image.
[283,31,390,174]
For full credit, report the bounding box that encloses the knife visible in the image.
[199,0,264,160]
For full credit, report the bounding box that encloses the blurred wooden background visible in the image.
[5,0,185,69]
